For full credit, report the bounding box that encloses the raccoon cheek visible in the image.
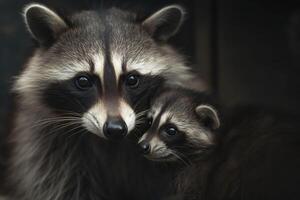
[81,102,107,138]
[82,116,100,136]
[149,136,167,152]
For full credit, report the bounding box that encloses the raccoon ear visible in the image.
[195,105,220,130]
[142,5,185,41]
[23,4,68,46]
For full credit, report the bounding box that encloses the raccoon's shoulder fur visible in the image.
[204,106,300,200]
[177,106,300,200]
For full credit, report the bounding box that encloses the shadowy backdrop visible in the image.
[1,0,300,163]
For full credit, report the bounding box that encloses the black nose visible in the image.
[139,141,151,154]
[103,118,128,140]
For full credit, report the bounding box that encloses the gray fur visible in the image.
[7,3,193,200]
[16,4,192,96]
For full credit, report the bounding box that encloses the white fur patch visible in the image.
[14,55,91,93]
[111,52,123,83]
[82,101,107,138]
[159,111,171,127]
[126,47,193,88]
[150,136,166,152]
[128,61,164,76]
[46,60,90,80]
[93,53,105,85]
[119,100,136,132]
[149,136,172,158]
[138,133,148,144]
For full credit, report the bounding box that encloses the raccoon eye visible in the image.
[75,76,93,90]
[147,117,153,128]
[125,74,139,88]
[163,125,178,136]
[148,117,153,126]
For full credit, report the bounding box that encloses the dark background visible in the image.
[1,0,300,155]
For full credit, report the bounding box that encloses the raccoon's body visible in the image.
[5,4,193,200]
[204,107,300,200]
[139,88,300,200]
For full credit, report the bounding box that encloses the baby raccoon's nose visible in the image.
[139,141,151,155]
[103,118,128,140]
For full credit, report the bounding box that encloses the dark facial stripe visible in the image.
[103,25,119,115]
[121,57,127,73]
[150,99,173,132]
[42,76,98,114]
[88,59,95,73]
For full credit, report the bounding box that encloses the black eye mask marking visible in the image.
[122,74,165,113]
[42,73,101,114]
[159,122,186,146]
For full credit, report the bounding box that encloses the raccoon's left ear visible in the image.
[196,105,220,130]
[23,3,69,46]
[142,5,185,41]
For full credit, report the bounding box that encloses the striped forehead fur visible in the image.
[15,7,192,95]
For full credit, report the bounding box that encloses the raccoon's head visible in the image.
[14,3,193,140]
[138,88,220,162]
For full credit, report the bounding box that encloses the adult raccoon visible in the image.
[5,3,194,200]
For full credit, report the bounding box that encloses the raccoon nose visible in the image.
[103,118,128,140]
[139,141,151,155]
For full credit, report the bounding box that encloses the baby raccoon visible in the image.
[138,87,219,200]
[138,88,220,163]
[139,88,300,200]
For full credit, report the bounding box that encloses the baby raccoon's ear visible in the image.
[23,3,69,46]
[195,105,220,130]
[142,5,185,41]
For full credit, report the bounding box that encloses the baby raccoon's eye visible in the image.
[163,125,178,136]
[143,117,153,131]
[147,117,153,127]
[75,75,93,90]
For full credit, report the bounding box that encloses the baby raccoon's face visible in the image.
[138,91,220,162]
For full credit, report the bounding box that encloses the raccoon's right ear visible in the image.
[195,105,220,130]
[142,5,185,41]
[23,3,68,46]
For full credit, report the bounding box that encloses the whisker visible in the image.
[170,150,191,167]
[82,114,100,133]
[28,119,80,130]
[66,126,86,139]
[44,122,83,137]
